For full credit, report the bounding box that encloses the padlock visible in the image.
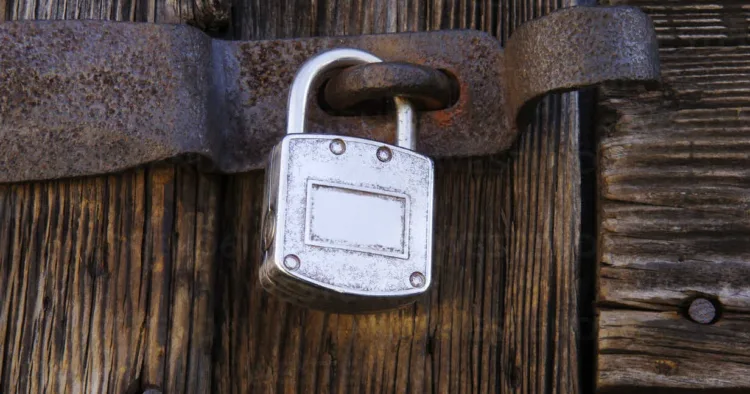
[260,48,435,313]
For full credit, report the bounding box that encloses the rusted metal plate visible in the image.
[0,22,215,183]
[0,6,661,183]
[217,30,510,174]
[323,62,457,111]
[505,6,661,123]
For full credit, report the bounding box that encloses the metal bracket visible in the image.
[0,6,660,183]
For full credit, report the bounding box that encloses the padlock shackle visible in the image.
[394,96,416,151]
[286,48,416,150]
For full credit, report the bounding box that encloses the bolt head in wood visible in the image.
[687,297,718,324]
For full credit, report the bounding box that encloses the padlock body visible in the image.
[260,134,434,312]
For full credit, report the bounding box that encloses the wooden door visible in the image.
[0,0,581,393]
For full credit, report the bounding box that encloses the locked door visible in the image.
[0,1,656,393]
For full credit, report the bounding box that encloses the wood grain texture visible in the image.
[0,0,228,28]
[0,0,226,392]
[598,309,750,393]
[503,95,581,394]
[0,167,220,393]
[0,0,583,393]
[598,0,750,392]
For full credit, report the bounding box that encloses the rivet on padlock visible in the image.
[260,48,435,313]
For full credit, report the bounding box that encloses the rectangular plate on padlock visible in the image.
[260,134,434,312]
[304,180,410,258]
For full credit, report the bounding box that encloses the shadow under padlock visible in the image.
[260,48,435,313]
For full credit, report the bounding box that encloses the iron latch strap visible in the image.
[0,6,660,183]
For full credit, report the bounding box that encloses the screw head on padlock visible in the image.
[260,48,435,313]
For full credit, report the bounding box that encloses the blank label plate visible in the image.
[305,180,410,258]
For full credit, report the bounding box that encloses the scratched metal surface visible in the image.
[505,6,661,123]
[260,135,434,313]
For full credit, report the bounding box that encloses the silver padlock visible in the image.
[260,48,435,313]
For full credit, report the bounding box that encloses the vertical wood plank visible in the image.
[0,169,220,393]
[499,0,582,392]
[0,0,225,387]
[2,0,227,25]
[188,173,220,394]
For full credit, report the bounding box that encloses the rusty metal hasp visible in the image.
[0,6,660,183]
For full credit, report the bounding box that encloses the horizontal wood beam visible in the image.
[598,0,750,392]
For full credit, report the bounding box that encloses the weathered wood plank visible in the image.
[0,168,221,393]
[599,309,750,393]
[1,175,141,393]
[1,0,227,26]
[606,0,750,47]
[500,2,585,393]
[0,0,227,390]
[501,94,582,394]
[598,0,750,391]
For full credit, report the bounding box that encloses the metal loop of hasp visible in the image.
[286,48,417,151]
[324,62,456,111]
